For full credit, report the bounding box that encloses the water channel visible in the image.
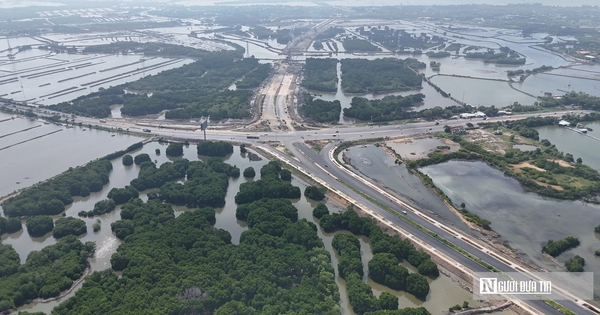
[419,160,600,298]
[0,112,141,198]
[3,141,481,314]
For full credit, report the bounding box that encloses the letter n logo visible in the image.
[480,278,497,294]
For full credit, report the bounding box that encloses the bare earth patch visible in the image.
[386,136,459,160]
[511,161,546,173]
[548,159,574,168]
[463,129,510,154]
[532,180,564,191]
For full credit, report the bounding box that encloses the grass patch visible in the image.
[544,299,578,315]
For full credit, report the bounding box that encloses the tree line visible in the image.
[53,197,341,313]
[318,207,437,306]
[47,53,261,120]
[301,93,341,123]
[543,236,580,257]
[235,161,301,204]
[340,58,424,94]
[0,236,94,312]
[302,58,338,92]
[344,94,425,122]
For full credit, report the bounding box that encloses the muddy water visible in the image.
[0,112,141,198]
[4,142,480,314]
[536,121,600,171]
[312,61,459,124]
[320,229,482,315]
[6,143,266,314]
[429,75,537,106]
[343,145,473,234]
[419,161,600,298]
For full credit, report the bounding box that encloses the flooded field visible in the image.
[517,71,600,98]
[386,136,460,160]
[0,48,192,105]
[430,75,537,106]
[536,121,600,171]
[0,112,141,198]
[2,141,481,314]
[419,160,600,297]
[312,61,459,124]
[343,145,472,233]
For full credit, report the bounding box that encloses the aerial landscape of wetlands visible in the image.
[3,0,600,314]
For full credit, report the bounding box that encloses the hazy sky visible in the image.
[1,0,599,8]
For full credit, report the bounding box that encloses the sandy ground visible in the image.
[387,136,460,160]
[512,161,546,172]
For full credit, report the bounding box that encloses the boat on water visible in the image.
[586,127,593,131]
[578,129,588,134]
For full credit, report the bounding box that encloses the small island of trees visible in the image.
[25,216,54,237]
[340,58,424,94]
[53,217,87,238]
[197,141,234,157]
[301,94,341,123]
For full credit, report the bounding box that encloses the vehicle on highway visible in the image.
[143,129,151,132]
[402,211,407,215]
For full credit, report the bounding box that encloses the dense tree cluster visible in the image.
[197,141,234,157]
[134,153,151,165]
[332,234,386,314]
[313,203,330,219]
[465,48,526,65]
[538,91,600,112]
[320,208,436,278]
[543,236,580,257]
[235,63,271,89]
[81,42,241,59]
[166,142,184,157]
[0,236,93,312]
[341,39,382,52]
[131,159,190,191]
[103,142,144,162]
[78,199,116,217]
[107,185,139,205]
[243,166,256,178]
[163,89,252,120]
[304,185,326,200]
[46,51,258,119]
[159,158,238,208]
[340,58,423,93]
[235,161,301,204]
[53,217,87,238]
[2,159,113,217]
[301,94,341,123]
[333,234,364,279]
[302,58,338,92]
[565,255,585,272]
[0,217,20,235]
[0,217,22,235]
[368,253,409,291]
[122,154,133,166]
[280,169,292,181]
[25,216,54,237]
[344,94,425,122]
[425,51,451,58]
[56,193,340,315]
